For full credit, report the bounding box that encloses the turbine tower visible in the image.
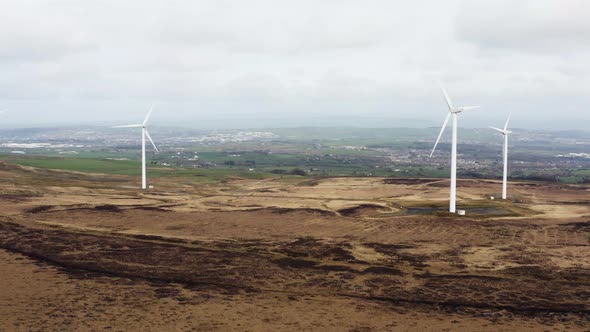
[113,105,159,189]
[490,114,512,200]
[430,84,480,213]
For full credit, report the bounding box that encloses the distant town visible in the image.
[0,126,588,184]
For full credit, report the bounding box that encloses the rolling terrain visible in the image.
[0,161,589,331]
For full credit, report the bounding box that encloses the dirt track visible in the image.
[0,163,589,331]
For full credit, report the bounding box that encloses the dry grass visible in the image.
[1,163,590,331]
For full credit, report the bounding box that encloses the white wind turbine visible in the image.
[430,84,480,213]
[490,114,512,200]
[113,106,159,190]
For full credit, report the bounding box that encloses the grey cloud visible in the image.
[153,1,395,55]
[455,0,590,54]
[0,2,95,62]
[0,0,588,129]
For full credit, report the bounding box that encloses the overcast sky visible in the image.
[1,0,589,129]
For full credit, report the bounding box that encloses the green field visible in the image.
[1,125,589,184]
[0,152,459,182]
[1,155,142,174]
[4,152,588,184]
[0,154,287,183]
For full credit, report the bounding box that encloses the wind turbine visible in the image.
[113,105,159,190]
[490,114,512,200]
[430,84,480,213]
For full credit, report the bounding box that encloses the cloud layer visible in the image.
[0,0,588,128]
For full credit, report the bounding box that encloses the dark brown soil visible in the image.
[338,204,385,217]
[0,219,588,318]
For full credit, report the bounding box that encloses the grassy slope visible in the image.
[0,155,283,183]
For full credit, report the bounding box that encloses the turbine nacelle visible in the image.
[430,85,480,158]
[489,127,511,135]
[112,104,158,152]
[489,113,512,136]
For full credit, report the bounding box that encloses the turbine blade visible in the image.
[503,113,511,132]
[143,104,154,126]
[145,130,159,152]
[439,83,454,111]
[460,106,480,112]
[430,113,451,157]
[489,126,505,134]
[112,124,143,128]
